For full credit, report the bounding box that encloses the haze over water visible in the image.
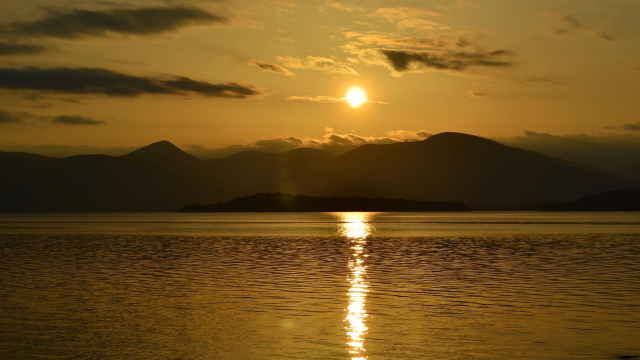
[1,212,639,359]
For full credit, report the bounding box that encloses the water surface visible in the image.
[1,212,639,359]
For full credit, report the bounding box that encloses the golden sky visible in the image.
[1,0,639,163]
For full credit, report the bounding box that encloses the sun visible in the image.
[346,88,367,108]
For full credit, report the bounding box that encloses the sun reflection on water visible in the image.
[338,212,372,360]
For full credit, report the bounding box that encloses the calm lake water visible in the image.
[1,212,639,359]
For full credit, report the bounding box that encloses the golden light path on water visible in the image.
[338,212,373,360]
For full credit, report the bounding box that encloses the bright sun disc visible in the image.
[346,88,366,108]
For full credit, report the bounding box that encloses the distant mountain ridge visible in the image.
[0,132,636,211]
[179,192,471,212]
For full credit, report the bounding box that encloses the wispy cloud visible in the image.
[0,67,266,99]
[370,7,441,20]
[287,95,344,103]
[185,128,432,158]
[53,115,105,125]
[323,1,363,12]
[1,6,226,40]
[345,33,451,49]
[277,55,358,75]
[0,42,51,56]
[370,7,447,30]
[286,95,387,104]
[0,108,105,125]
[467,90,486,98]
[526,77,562,85]
[605,121,640,131]
[548,12,618,42]
[248,60,295,76]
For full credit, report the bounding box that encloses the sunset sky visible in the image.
[1,0,639,167]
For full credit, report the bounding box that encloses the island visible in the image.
[178,192,471,212]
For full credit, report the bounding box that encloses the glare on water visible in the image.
[338,212,373,360]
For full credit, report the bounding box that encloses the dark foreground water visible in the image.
[1,212,639,359]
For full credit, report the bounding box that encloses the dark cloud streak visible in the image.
[0,109,28,123]
[3,6,226,39]
[53,115,105,125]
[380,49,514,72]
[248,60,294,76]
[622,122,640,131]
[0,67,265,99]
[0,42,50,56]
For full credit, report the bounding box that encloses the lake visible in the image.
[1,212,639,359]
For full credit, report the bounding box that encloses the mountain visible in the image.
[0,132,636,211]
[321,132,630,205]
[0,152,219,212]
[125,140,200,166]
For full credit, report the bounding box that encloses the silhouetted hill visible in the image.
[541,188,640,211]
[323,132,631,204]
[125,140,200,164]
[1,133,636,211]
[179,193,471,212]
[0,152,219,211]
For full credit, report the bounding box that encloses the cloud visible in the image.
[623,124,640,131]
[495,130,640,171]
[276,55,358,75]
[370,7,446,30]
[0,67,266,99]
[601,121,640,131]
[560,15,589,30]
[287,95,387,104]
[526,76,562,85]
[0,42,50,56]
[548,13,618,42]
[248,60,295,76]
[323,1,363,12]
[597,31,617,41]
[380,48,514,73]
[2,5,226,40]
[342,32,515,77]
[53,115,105,125]
[370,7,441,20]
[185,128,431,158]
[467,90,486,98]
[0,108,106,125]
[348,33,451,49]
[287,95,344,103]
[0,109,32,123]
[621,122,640,131]
[386,130,433,141]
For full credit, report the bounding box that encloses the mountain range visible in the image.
[1,132,637,211]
